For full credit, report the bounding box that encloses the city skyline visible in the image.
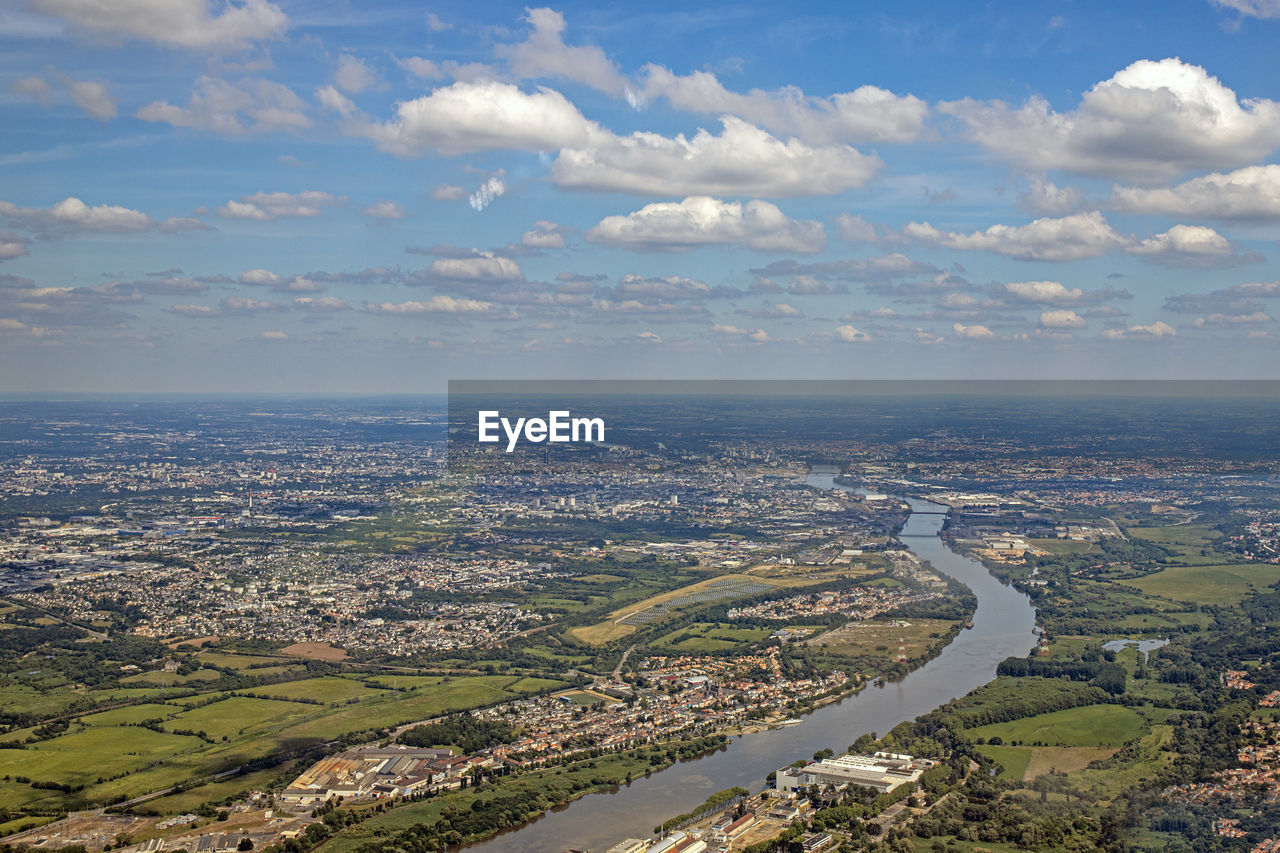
[4,0,1280,390]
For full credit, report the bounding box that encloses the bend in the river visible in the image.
[460,469,1037,853]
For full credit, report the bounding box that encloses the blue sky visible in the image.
[4,0,1280,391]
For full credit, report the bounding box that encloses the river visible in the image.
[461,470,1036,852]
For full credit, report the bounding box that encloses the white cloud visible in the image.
[585,196,826,253]
[169,303,220,316]
[238,268,281,286]
[1211,0,1280,18]
[552,116,881,197]
[363,200,405,219]
[1128,224,1231,256]
[396,56,443,79]
[366,295,495,314]
[428,254,524,283]
[953,322,995,339]
[293,296,351,312]
[1000,280,1127,306]
[216,191,341,220]
[357,79,598,157]
[1194,311,1272,325]
[430,185,467,202]
[1020,179,1085,215]
[521,220,566,249]
[0,232,29,260]
[640,64,927,144]
[713,323,771,343]
[904,211,1128,261]
[259,329,288,340]
[31,0,288,52]
[138,76,310,134]
[834,213,879,243]
[335,54,379,94]
[10,76,52,105]
[1101,321,1177,339]
[0,196,200,234]
[222,296,282,312]
[496,7,629,97]
[941,58,1280,181]
[315,84,356,117]
[426,12,450,32]
[1039,309,1086,328]
[1110,165,1280,220]
[43,69,119,121]
[836,324,871,342]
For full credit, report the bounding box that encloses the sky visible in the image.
[4,0,1280,391]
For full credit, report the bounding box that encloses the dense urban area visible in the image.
[1,394,1280,852]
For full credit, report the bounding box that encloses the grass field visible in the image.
[977,744,1117,781]
[977,744,1031,781]
[0,726,204,787]
[80,703,177,726]
[1126,524,1222,546]
[244,676,389,703]
[165,696,315,740]
[1122,563,1280,604]
[654,622,774,652]
[970,704,1147,747]
[1028,539,1095,555]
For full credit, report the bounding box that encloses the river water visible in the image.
[462,471,1036,852]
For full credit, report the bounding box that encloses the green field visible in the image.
[970,704,1147,747]
[654,622,774,652]
[165,696,315,740]
[244,676,390,703]
[0,726,204,787]
[976,744,1032,781]
[1126,524,1222,546]
[80,703,177,725]
[1123,563,1280,604]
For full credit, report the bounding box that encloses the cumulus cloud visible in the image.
[259,329,288,340]
[1211,0,1280,18]
[169,303,220,316]
[941,58,1280,181]
[585,196,826,253]
[222,296,282,312]
[713,323,772,343]
[10,76,52,105]
[292,296,351,312]
[0,197,204,235]
[365,295,495,314]
[137,76,310,134]
[640,64,927,144]
[335,54,379,94]
[614,274,718,302]
[45,70,118,120]
[357,80,598,157]
[1194,311,1272,325]
[428,254,524,283]
[496,7,630,97]
[216,190,342,220]
[238,268,281,286]
[0,232,30,260]
[1039,309,1086,328]
[1163,279,1280,315]
[1110,165,1280,220]
[1101,321,1177,339]
[1125,224,1260,267]
[996,280,1131,306]
[30,0,288,52]
[521,220,567,249]
[953,322,996,339]
[903,211,1128,261]
[551,116,881,197]
[836,324,871,342]
[363,200,405,219]
[395,56,443,80]
[1020,179,1085,215]
[787,275,847,295]
[430,185,467,202]
[315,84,357,117]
